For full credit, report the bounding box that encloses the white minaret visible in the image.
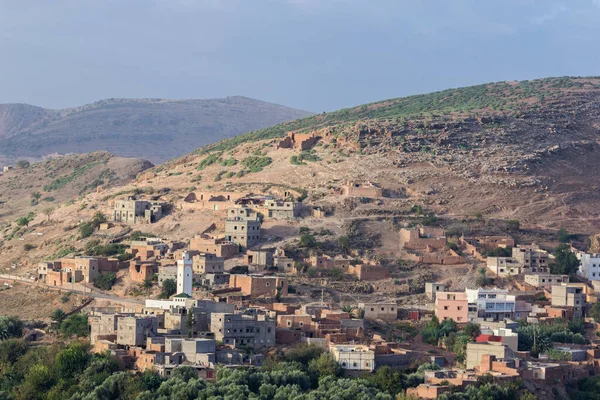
[177,251,193,296]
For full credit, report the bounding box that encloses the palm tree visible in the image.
[51,309,67,325]
[42,206,55,222]
[142,278,153,294]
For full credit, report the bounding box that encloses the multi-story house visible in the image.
[435,292,468,323]
[551,284,586,319]
[512,245,549,272]
[210,312,275,350]
[225,207,261,248]
[466,288,516,322]
[577,253,600,281]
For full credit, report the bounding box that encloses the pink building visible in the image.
[435,292,468,323]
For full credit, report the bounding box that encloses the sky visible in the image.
[1,0,600,112]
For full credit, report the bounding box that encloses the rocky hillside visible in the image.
[0,97,312,164]
[150,76,600,233]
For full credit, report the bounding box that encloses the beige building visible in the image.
[192,253,224,275]
[359,302,397,322]
[524,273,568,290]
[116,316,158,347]
[551,284,585,318]
[113,198,164,224]
[263,200,302,219]
[486,257,522,277]
[512,244,549,272]
[225,208,261,248]
[466,342,513,370]
[425,282,446,301]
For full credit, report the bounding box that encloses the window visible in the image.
[370,308,374,312]
[457,306,462,310]
[444,306,449,310]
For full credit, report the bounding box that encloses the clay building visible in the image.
[262,200,302,219]
[44,256,118,285]
[129,238,169,261]
[399,227,447,250]
[339,181,383,198]
[190,235,239,258]
[347,264,389,281]
[129,260,159,283]
[180,191,245,212]
[112,198,164,224]
[224,208,261,248]
[229,274,288,297]
[277,131,319,150]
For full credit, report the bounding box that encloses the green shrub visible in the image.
[241,156,272,172]
[93,273,117,290]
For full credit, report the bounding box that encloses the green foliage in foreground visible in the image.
[93,273,117,291]
[0,337,530,400]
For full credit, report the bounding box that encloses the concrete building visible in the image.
[466,342,513,370]
[245,249,274,268]
[512,244,549,272]
[113,198,164,224]
[425,282,447,301]
[225,208,261,248]
[477,328,519,352]
[192,253,224,275]
[435,292,469,323]
[330,344,375,372]
[263,200,302,219]
[229,274,288,297]
[577,253,600,281]
[116,316,158,347]
[210,313,276,349]
[359,303,397,322]
[524,273,569,290]
[486,257,522,277]
[466,288,516,322]
[551,284,585,318]
[177,252,193,297]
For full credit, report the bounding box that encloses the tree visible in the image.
[557,228,571,243]
[59,314,89,337]
[505,219,520,231]
[51,309,67,324]
[80,222,94,238]
[308,353,341,382]
[142,278,153,294]
[94,273,117,290]
[55,342,91,380]
[589,302,600,322]
[161,278,177,298]
[16,216,30,227]
[298,234,317,248]
[31,191,42,205]
[42,206,55,222]
[15,160,30,169]
[476,267,490,287]
[551,243,580,275]
[0,316,24,340]
[338,236,351,252]
[462,322,481,339]
[92,212,107,228]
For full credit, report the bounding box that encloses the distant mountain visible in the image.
[0,97,313,163]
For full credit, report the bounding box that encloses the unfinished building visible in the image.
[224,208,261,248]
[190,235,239,258]
[399,227,447,250]
[229,274,288,297]
[113,198,164,224]
[277,131,319,150]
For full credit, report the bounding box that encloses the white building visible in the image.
[486,257,522,277]
[330,344,375,372]
[466,288,516,322]
[577,253,600,281]
[177,251,193,296]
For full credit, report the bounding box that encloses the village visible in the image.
[2,156,594,399]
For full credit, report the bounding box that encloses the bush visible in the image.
[505,219,520,231]
[59,314,89,337]
[23,244,36,251]
[79,222,94,238]
[241,156,272,172]
[15,160,30,169]
[298,234,317,248]
[230,265,249,274]
[94,273,117,290]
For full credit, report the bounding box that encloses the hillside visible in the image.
[0,97,313,164]
[154,76,600,233]
[2,76,600,279]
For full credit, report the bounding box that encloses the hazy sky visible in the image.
[1,0,599,112]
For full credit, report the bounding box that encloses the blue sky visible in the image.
[1,0,599,112]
